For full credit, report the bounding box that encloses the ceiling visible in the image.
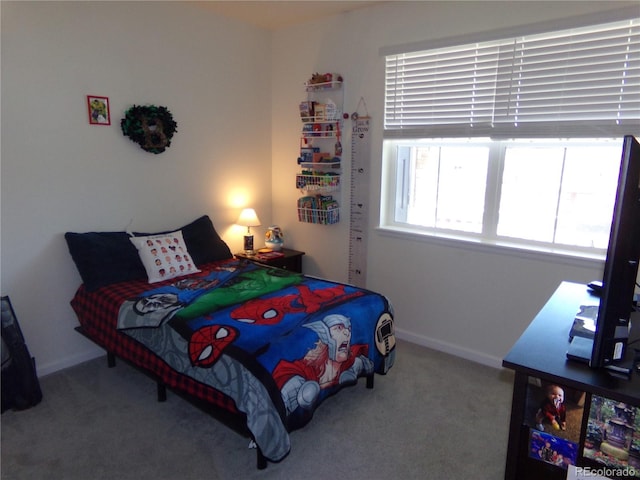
[194,1,386,30]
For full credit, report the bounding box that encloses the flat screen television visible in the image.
[567,135,640,372]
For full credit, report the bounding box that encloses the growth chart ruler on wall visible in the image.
[348,109,371,288]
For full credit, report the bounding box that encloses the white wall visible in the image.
[271,1,639,367]
[1,1,272,374]
[2,1,636,377]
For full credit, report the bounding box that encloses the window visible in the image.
[394,142,489,233]
[381,14,640,257]
[497,142,620,249]
[385,139,622,253]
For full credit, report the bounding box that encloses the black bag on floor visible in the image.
[1,296,42,412]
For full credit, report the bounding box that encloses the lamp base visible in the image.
[243,234,255,255]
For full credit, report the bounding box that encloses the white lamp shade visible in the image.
[237,208,261,228]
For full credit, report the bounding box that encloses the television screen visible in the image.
[567,135,640,372]
[591,135,640,369]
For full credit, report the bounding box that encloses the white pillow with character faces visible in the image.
[130,230,200,283]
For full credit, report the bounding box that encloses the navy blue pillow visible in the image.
[66,215,232,291]
[64,231,146,291]
[178,215,232,265]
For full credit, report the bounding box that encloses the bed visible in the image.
[65,215,396,468]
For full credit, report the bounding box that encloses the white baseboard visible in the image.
[395,328,504,370]
[36,328,504,377]
[36,347,104,378]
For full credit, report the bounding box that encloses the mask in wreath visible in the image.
[121,105,178,154]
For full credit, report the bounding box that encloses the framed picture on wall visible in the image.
[87,95,110,125]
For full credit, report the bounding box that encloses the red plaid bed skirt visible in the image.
[70,260,240,415]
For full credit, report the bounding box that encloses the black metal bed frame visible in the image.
[75,326,375,469]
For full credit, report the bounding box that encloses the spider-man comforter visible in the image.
[113,259,395,461]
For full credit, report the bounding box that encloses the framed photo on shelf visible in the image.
[87,95,110,125]
[529,428,579,468]
[524,377,586,470]
[580,394,640,478]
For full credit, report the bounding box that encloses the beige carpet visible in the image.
[1,340,514,479]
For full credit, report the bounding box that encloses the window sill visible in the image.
[376,225,605,270]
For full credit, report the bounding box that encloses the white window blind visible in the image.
[384,18,640,139]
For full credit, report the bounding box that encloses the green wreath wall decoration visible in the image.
[121,105,178,154]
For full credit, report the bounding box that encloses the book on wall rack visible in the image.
[314,104,326,121]
[299,101,314,122]
[298,196,316,222]
[297,195,339,224]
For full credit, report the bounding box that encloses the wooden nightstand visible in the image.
[235,248,305,273]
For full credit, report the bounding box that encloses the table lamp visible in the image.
[237,208,261,255]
